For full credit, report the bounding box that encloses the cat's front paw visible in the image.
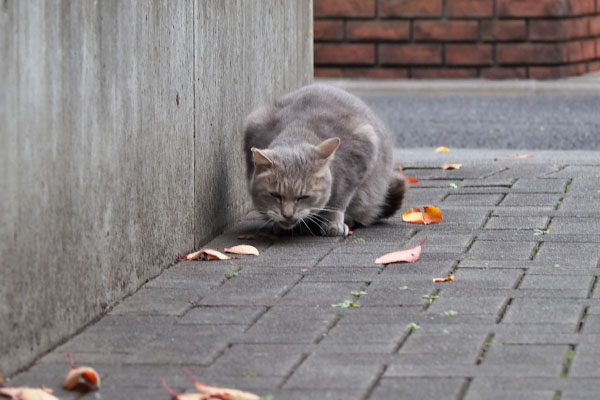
[321,222,349,237]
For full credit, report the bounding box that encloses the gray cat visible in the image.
[243,83,407,237]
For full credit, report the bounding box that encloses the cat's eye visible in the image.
[296,195,310,202]
[270,192,282,200]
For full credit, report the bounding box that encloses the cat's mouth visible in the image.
[278,218,298,229]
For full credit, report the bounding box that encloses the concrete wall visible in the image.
[0,0,312,375]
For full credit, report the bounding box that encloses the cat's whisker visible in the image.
[299,216,317,237]
[307,212,332,224]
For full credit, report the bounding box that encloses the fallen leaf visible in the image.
[433,275,455,283]
[63,353,101,390]
[435,146,450,153]
[374,236,427,265]
[185,369,262,400]
[237,234,255,240]
[513,154,534,158]
[300,268,308,273]
[224,245,259,256]
[257,232,277,241]
[186,248,231,261]
[442,163,462,170]
[397,166,403,171]
[402,206,443,225]
[0,387,59,400]
[347,230,354,236]
[161,378,206,400]
[406,176,420,184]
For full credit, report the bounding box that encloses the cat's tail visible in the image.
[378,171,408,219]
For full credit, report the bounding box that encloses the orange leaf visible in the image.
[402,207,425,224]
[237,234,255,240]
[224,245,259,256]
[433,275,455,283]
[406,176,420,184]
[422,205,443,225]
[375,236,427,265]
[186,248,231,261]
[0,387,59,400]
[442,163,462,170]
[64,353,101,391]
[185,369,262,400]
[397,166,403,171]
[435,146,450,153]
[403,206,442,225]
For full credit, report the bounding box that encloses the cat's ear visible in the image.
[316,137,341,161]
[251,147,274,172]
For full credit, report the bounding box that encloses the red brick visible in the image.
[530,18,590,40]
[347,20,410,41]
[414,20,478,41]
[314,68,343,78]
[411,67,478,78]
[379,44,442,65]
[446,44,493,65]
[314,44,375,65]
[529,64,587,79]
[588,61,600,72]
[567,0,596,15]
[447,0,494,17]
[481,67,528,79]
[378,0,443,17]
[498,0,565,17]
[565,39,597,62]
[497,43,566,64]
[597,38,600,57]
[590,16,600,35]
[314,20,345,41]
[314,0,375,17]
[343,68,409,78]
[481,20,527,41]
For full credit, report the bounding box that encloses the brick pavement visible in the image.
[6,149,600,400]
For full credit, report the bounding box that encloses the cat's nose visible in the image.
[282,216,297,226]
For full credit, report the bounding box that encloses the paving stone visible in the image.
[518,274,592,290]
[204,344,306,378]
[370,377,466,400]
[499,193,562,207]
[485,216,550,230]
[127,325,245,365]
[511,178,569,193]
[534,242,600,267]
[178,305,267,325]
[110,287,200,316]
[238,306,338,344]
[549,217,600,235]
[442,193,504,206]
[279,281,366,306]
[467,240,538,260]
[550,166,600,178]
[426,296,507,315]
[465,389,556,400]
[398,331,489,363]
[319,322,407,346]
[502,298,583,325]
[199,274,301,305]
[284,353,384,389]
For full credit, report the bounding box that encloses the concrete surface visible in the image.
[6,148,600,400]
[0,0,312,376]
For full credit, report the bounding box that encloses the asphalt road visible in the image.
[359,93,600,150]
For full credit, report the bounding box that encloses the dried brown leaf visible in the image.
[224,245,259,256]
[186,369,262,400]
[375,236,427,265]
[186,249,231,261]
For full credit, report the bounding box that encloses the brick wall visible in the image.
[314,0,600,79]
